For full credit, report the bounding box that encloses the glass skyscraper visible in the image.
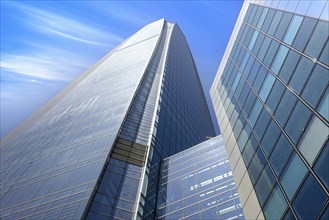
[157,136,244,220]
[210,1,328,220]
[0,19,215,219]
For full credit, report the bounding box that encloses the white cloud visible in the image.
[14,3,123,46]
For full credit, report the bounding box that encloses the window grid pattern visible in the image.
[217,3,328,220]
[157,136,244,220]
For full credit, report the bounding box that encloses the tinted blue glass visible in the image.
[317,89,328,122]
[264,185,288,219]
[289,57,314,95]
[258,36,271,61]
[261,120,281,157]
[248,60,261,85]
[263,40,280,67]
[314,142,329,190]
[305,20,329,59]
[284,101,312,144]
[248,30,259,50]
[248,148,266,185]
[275,89,297,127]
[302,64,329,108]
[280,153,308,200]
[266,80,285,114]
[292,17,317,52]
[243,90,256,116]
[253,66,267,93]
[257,7,269,29]
[255,164,276,206]
[252,33,265,55]
[242,134,259,167]
[261,8,275,32]
[279,50,301,84]
[269,134,293,177]
[249,99,263,127]
[254,108,271,141]
[319,40,329,66]
[275,13,293,40]
[268,10,283,36]
[283,15,303,45]
[293,174,328,220]
[271,45,289,74]
[259,73,275,102]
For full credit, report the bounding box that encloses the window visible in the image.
[238,84,250,107]
[284,101,312,144]
[280,152,308,200]
[249,99,263,127]
[255,164,276,206]
[268,10,283,36]
[258,36,271,61]
[275,89,297,127]
[266,80,285,114]
[271,45,289,74]
[289,57,314,95]
[259,73,275,102]
[302,65,329,108]
[314,142,328,190]
[269,134,293,177]
[279,49,301,84]
[305,20,329,59]
[251,5,262,26]
[298,116,328,165]
[261,8,276,32]
[237,123,251,152]
[292,17,317,52]
[254,108,271,141]
[283,15,303,45]
[232,72,241,92]
[252,33,265,55]
[248,30,259,51]
[264,185,287,219]
[292,174,328,220]
[263,40,280,68]
[240,52,250,72]
[242,90,256,116]
[317,89,328,122]
[319,40,329,66]
[248,147,266,185]
[248,60,261,85]
[261,120,281,157]
[242,134,258,166]
[257,7,269,29]
[275,12,293,40]
[243,56,255,78]
[253,66,267,93]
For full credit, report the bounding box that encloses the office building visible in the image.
[0,19,215,219]
[157,135,244,220]
[210,1,328,219]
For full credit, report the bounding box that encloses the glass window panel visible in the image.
[266,80,285,114]
[271,45,289,75]
[293,174,328,220]
[232,72,241,92]
[243,90,256,116]
[305,20,329,59]
[314,142,328,190]
[243,26,254,47]
[269,134,293,177]
[280,153,308,200]
[319,40,329,66]
[275,13,293,40]
[253,66,267,93]
[248,147,266,185]
[261,8,276,32]
[264,185,288,220]
[257,7,269,29]
[242,134,258,169]
[240,52,250,72]
[244,56,255,78]
[263,40,280,67]
[248,30,259,51]
[289,57,314,95]
[246,4,257,24]
[298,116,328,165]
[251,5,262,26]
[292,17,317,52]
[302,64,329,108]
[285,101,312,144]
[237,123,251,152]
[279,49,301,84]
[261,120,281,157]
[275,89,297,127]
[317,88,328,122]
[238,84,250,107]
[268,10,283,36]
[255,164,276,206]
[252,32,265,55]
[283,15,303,45]
[244,4,254,22]
[254,108,271,141]
[248,60,261,85]
[249,99,263,127]
[258,36,271,61]
[259,73,275,102]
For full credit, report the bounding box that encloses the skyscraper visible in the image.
[210,1,328,219]
[0,19,215,219]
[157,135,244,220]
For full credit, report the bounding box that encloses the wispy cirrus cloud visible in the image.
[13,2,123,47]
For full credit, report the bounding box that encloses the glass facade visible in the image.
[211,1,328,220]
[157,136,244,220]
[0,19,215,220]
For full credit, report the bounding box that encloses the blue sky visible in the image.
[1,1,243,137]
